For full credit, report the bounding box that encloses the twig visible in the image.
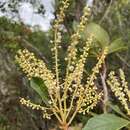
[99,0,113,24]
[18,37,49,64]
[116,53,130,68]
[100,63,108,113]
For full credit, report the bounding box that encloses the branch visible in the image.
[100,63,108,113]
[18,37,49,64]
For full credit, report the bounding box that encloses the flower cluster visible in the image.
[107,69,130,115]
[66,35,93,90]
[86,48,108,86]
[20,98,52,119]
[15,49,57,95]
[53,0,70,30]
[20,98,46,110]
[52,0,70,52]
[78,48,108,114]
[16,0,108,128]
[66,6,91,68]
[119,69,130,101]
[78,85,103,114]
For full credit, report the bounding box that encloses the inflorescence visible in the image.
[107,69,130,115]
[16,0,108,127]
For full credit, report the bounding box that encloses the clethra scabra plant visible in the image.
[16,0,108,130]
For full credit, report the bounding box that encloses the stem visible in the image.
[60,123,69,130]
[63,59,71,120]
[116,53,130,68]
[53,111,62,124]
[66,84,78,119]
[100,63,108,113]
[54,29,60,89]
[68,98,82,126]
[68,109,78,126]
[54,28,64,121]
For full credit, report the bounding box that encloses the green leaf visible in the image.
[83,114,130,130]
[108,38,127,54]
[30,77,49,106]
[85,22,110,47]
[107,102,130,120]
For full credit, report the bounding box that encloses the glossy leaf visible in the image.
[86,22,110,47]
[83,114,130,130]
[30,77,49,106]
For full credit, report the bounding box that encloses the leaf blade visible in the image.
[86,22,110,47]
[83,114,130,130]
[30,77,49,106]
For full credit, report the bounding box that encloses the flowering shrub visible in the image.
[15,0,108,129]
